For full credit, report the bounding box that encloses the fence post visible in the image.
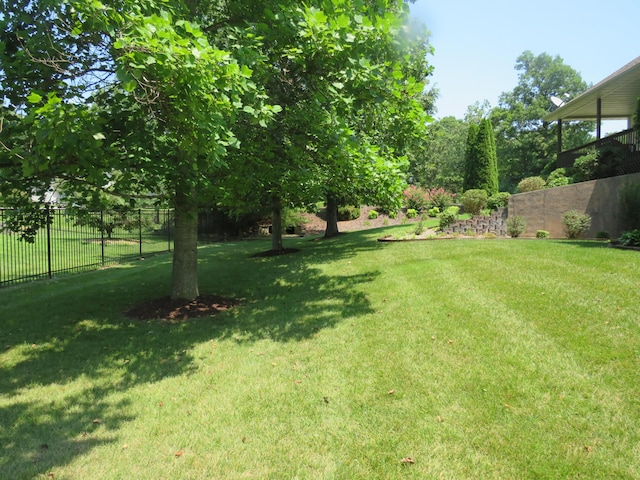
[101,210,105,266]
[46,206,52,279]
[138,208,143,257]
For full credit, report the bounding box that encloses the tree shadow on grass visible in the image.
[0,386,134,479]
[0,231,380,477]
[555,240,615,249]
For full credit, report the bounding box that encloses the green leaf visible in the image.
[336,14,350,28]
[27,92,42,103]
[116,68,137,92]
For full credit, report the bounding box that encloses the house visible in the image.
[509,56,640,239]
[542,55,640,173]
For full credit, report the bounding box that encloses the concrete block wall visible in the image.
[508,172,640,239]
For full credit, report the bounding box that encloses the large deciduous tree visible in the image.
[491,51,594,190]
[0,0,276,300]
[216,0,434,244]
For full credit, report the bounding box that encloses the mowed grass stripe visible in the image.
[358,238,640,478]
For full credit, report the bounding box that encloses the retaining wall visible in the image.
[443,208,508,236]
[508,172,640,238]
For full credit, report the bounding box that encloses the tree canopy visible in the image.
[491,51,594,190]
[0,0,434,299]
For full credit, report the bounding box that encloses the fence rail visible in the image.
[0,208,173,287]
[557,127,640,174]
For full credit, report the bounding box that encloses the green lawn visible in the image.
[1,227,639,479]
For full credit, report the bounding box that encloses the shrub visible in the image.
[546,168,570,188]
[461,189,488,215]
[403,185,456,213]
[573,150,598,181]
[428,206,440,217]
[402,185,430,213]
[487,192,510,210]
[517,176,546,193]
[337,205,360,221]
[413,219,425,235]
[506,215,526,238]
[574,146,627,182]
[439,206,459,230]
[368,209,378,219]
[282,208,307,229]
[428,188,455,210]
[562,210,591,239]
[618,182,640,231]
[536,230,549,239]
[406,208,418,219]
[593,145,625,179]
[596,231,610,241]
[619,229,640,247]
[388,210,398,219]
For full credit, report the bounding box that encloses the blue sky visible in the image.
[409,0,639,131]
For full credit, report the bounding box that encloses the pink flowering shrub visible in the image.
[428,187,455,211]
[403,185,430,212]
[403,186,455,213]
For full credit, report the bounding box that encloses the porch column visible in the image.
[557,119,563,154]
[596,97,602,139]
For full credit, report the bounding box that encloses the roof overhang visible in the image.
[542,56,640,123]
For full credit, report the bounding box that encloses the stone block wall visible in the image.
[443,208,508,236]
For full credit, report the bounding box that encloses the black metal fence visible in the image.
[0,208,174,287]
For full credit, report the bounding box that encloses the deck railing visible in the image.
[557,127,640,175]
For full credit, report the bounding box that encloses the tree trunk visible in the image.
[271,196,284,251]
[171,194,199,300]
[324,194,340,238]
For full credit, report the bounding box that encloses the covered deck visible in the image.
[542,55,640,172]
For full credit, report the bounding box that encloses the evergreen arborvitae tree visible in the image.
[463,119,498,195]
[463,123,480,191]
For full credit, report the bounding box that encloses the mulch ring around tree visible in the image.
[125,294,242,321]
[250,247,300,258]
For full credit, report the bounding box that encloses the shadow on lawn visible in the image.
[0,230,379,477]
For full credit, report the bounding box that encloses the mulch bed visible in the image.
[250,248,300,258]
[125,294,242,321]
